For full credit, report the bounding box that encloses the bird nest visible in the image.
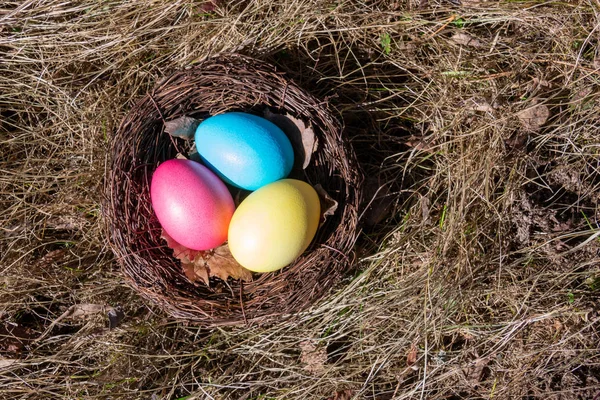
[106,53,362,326]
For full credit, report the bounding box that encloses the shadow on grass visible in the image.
[261,39,428,252]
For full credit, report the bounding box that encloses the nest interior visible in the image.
[106,53,363,326]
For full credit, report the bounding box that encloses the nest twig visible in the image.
[105,53,362,326]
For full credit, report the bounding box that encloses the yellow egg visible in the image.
[228,179,321,273]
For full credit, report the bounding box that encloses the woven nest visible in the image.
[106,53,362,326]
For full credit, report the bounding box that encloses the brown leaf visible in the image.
[407,344,418,366]
[204,245,253,282]
[69,304,110,319]
[0,323,36,356]
[450,32,484,48]
[531,77,551,90]
[466,357,490,384]
[314,184,338,225]
[553,319,563,334]
[181,263,198,282]
[160,230,201,265]
[0,358,16,369]
[420,195,431,223]
[35,249,66,267]
[164,116,200,140]
[45,216,87,231]
[404,135,436,153]
[263,109,317,169]
[179,257,211,285]
[34,304,114,342]
[517,103,549,131]
[468,101,495,113]
[200,0,221,12]
[161,229,209,284]
[571,87,593,103]
[504,133,528,150]
[194,263,210,285]
[327,389,354,400]
[161,230,252,284]
[300,340,327,374]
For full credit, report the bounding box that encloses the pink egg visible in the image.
[150,159,234,250]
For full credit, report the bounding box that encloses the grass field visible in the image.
[2,0,600,399]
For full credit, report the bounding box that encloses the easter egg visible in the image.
[150,159,235,251]
[194,112,294,191]
[228,179,321,273]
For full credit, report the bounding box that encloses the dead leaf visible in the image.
[204,245,253,282]
[551,220,573,232]
[300,340,327,374]
[553,319,563,334]
[450,32,484,48]
[194,263,211,284]
[404,135,436,153]
[160,230,201,265]
[504,133,528,150]
[35,249,66,267]
[200,0,221,12]
[0,358,16,369]
[161,230,207,284]
[69,304,109,319]
[263,109,317,169]
[407,344,418,366]
[0,323,36,356]
[164,116,200,140]
[466,357,490,384]
[531,77,551,90]
[161,230,252,284]
[314,184,338,225]
[327,389,354,400]
[517,104,549,131]
[420,195,430,223]
[35,304,115,342]
[45,216,87,231]
[571,87,593,103]
[181,263,198,281]
[468,100,495,113]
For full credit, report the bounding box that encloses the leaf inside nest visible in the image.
[161,230,252,285]
[164,116,200,140]
[202,245,253,282]
[315,184,338,226]
[263,109,317,170]
[160,229,199,264]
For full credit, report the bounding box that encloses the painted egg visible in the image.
[194,112,294,191]
[150,159,235,251]
[228,179,321,273]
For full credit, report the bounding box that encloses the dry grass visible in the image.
[2,0,600,399]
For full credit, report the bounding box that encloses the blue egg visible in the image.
[194,112,294,191]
